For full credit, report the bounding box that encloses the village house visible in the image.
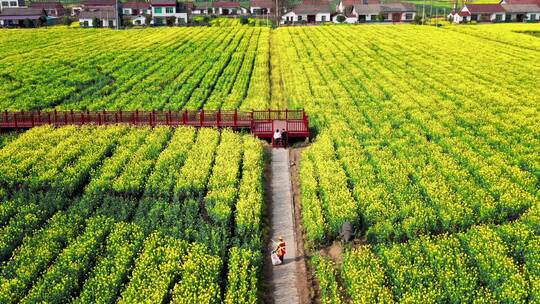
[0,7,47,26]
[150,0,187,25]
[502,3,540,21]
[122,1,151,25]
[79,7,119,27]
[456,4,506,22]
[281,0,331,24]
[333,0,415,23]
[78,0,119,27]
[210,1,248,16]
[190,2,209,14]
[379,3,416,22]
[250,0,274,15]
[29,1,65,18]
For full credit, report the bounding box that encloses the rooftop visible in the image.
[123,1,151,9]
[0,7,46,17]
[502,3,540,11]
[464,3,505,12]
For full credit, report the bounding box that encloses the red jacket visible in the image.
[276,241,286,257]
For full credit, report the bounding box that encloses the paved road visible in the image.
[269,148,299,304]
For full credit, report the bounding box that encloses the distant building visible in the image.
[0,7,47,26]
[29,1,65,17]
[79,7,118,27]
[190,1,209,14]
[501,3,540,21]
[211,1,248,15]
[79,0,119,27]
[150,0,187,25]
[123,1,151,25]
[333,1,415,23]
[281,0,331,23]
[460,4,506,22]
[250,0,274,15]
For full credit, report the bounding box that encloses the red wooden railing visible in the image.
[0,109,310,139]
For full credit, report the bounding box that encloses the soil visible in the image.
[261,145,274,304]
[289,147,312,304]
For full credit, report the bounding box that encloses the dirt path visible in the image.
[266,148,310,304]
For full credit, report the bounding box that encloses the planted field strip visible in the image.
[0,125,266,303]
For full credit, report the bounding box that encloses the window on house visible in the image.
[530,14,536,20]
[165,7,174,13]
[371,14,377,20]
[154,7,162,13]
[321,15,326,21]
[495,14,502,21]
[123,9,130,14]
[9,1,16,6]
[1,1,8,6]
[297,15,302,20]
[83,20,89,27]
[471,14,478,21]
[405,13,413,20]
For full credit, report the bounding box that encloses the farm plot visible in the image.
[270,25,540,302]
[0,125,264,303]
[0,27,270,111]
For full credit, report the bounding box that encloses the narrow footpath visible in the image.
[269,148,306,304]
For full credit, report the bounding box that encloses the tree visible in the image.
[239,16,248,24]
[336,15,346,23]
[166,16,175,26]
[63,16,72,26]
[93,17,101,28]
[144,14,152,26]
[377,13,385,22]
[414,14,423,24]
[23,19,33,28]
[38,16,46,27]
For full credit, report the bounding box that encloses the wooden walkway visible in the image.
[269,148,300,303]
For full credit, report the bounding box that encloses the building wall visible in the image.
[281,12,331,23]
[526,12,540,20]
[151,12,187,24]
[0,0,21,10]
[250,6,271,14]
[79,17,117,27]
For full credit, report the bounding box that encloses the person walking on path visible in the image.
[274,236,286,262]
[281,128,287,147]
[273,129,281,147]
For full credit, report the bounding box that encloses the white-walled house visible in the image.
[123,1,151,25]
[0,7,47,26]
[190,2,209,15]
[333,4,379,23]
[79,0,119,27]
[210,1,248,15]
[380,3,416,22]
[281,1,331,24]
[333,2,415,23]
[502,4,540,21]
[458,4,506,22]
[79,7,118,27]
[150,0,187,25]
